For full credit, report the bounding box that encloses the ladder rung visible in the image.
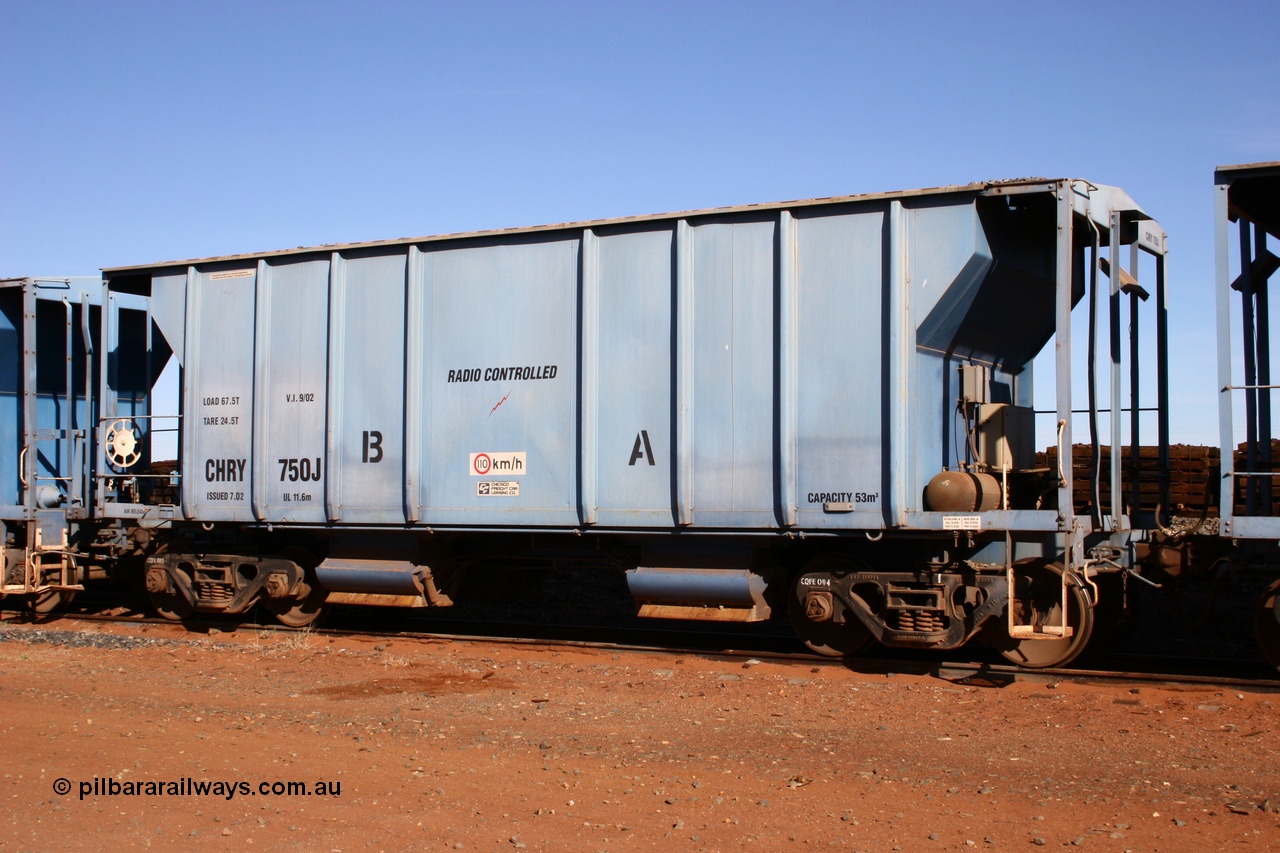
[1007,625,1073,640]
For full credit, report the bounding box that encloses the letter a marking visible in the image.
[629,430,656,466]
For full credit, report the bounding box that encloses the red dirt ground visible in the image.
[2,619,1278,852]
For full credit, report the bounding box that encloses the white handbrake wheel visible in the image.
[104,418,142,469]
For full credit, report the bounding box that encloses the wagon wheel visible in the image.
[27,553,77,615]
[265,585,327,628]
[148,586,193,621]
[145,562,194,621]
[29,589,74,615]
[263,557,327,628]
[788,555,875,657]
[1253,578,1280,671]
[988,562,1094,669]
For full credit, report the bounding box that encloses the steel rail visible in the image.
[5,607,1280,692]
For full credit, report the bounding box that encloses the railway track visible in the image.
[7,603,1280,693]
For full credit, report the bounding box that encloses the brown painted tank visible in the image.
[924,470,1001,512]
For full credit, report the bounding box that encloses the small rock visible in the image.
[1173,818,1186,827]
[1070,837,1085,846]
[1032,839,1046,846]
[743,659,762,668]
[978,786,993,795]
[929,833,939,841]
[1196,704,1221,713]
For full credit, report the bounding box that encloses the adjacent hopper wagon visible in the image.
[1215,161,1280,667]
[0,277,152,611]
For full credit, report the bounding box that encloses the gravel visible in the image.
[0,626,195,651]
[0,625,308,655]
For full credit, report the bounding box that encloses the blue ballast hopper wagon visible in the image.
[97,178,1168,667]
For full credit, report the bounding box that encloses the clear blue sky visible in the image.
[3,1,1277,446]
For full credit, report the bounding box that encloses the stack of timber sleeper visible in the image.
[1038,444,1219,516]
